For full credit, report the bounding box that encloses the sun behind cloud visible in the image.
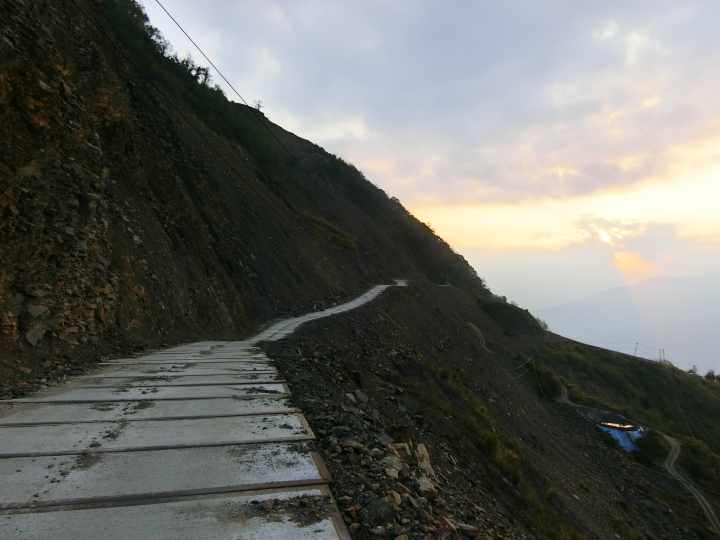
[613,251,661,278]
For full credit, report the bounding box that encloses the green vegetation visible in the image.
[301,212,357,249]
[326,157,487,293]
[534,343,720,492]
[515,482,588,540]
[533,344,720,445]
[477,297,546,337]
[101,0,288,169]
[679,438,720,494]
[534,361,562,400]
[99,3,717,531]
[101,0,488,293]
[535,316,550,331]
[495,447,523,484]
[632,429,669,467]
[607,513,648,538]
[410,354,586,540]
[564,381,606,408]
[453,312,474,331]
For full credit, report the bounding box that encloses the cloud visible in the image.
[463,221,720,311]
[594,22,662,64]
[287,115,369,142]
[613,251,661,276]
[572,215,646,247]
[141,0,720,266]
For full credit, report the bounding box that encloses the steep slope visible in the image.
[0,0,484,396]
[263,283,718,539]
[533,341,720,532]
[2,1,718,539]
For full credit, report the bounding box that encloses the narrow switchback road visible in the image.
[662,434,720,536]
[558,386,593,409]
[559,387,720,536]
[0,282,404,539]
[468,322,494,354]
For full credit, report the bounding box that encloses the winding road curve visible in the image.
[558,386,720,536]
[468,322,495,354]
[0,281,405,539]
[662,434,720,536]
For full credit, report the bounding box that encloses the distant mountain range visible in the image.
[536,270,720,373]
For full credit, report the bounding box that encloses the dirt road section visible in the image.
[663,434,720,536]
[0,283,399,539]
[468,322,494,354]
[559,386,720,536]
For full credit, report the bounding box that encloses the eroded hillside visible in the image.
[0,0,484,396]
[263,283,718,539]
[2,1,719,539]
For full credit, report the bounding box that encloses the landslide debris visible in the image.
[264,283,711,539]
[3,1,716,538]
[0,0,485,396]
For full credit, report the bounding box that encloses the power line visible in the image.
[508,354,534,370]
[154,0,248,105]
[150,1,519,377]
[153,0,405,279]
[68,0,368,300]
[153,0,647,365]
[532,356,554,409]
[668,373,697,440]
[67,3,720,518]
[500,365,533,382]
[93,0,720,485]
[75,1,461,383]
[76,0,489,365]
[631,459,720,498]
[675,398,696,440]
[554,382,720,499]
[153,0,687,373]
[688,407,720,454]
[611,342,665,350]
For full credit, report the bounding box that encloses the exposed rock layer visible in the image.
[0,0,483,395]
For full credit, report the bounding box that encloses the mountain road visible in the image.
[663,434,720,536]
[0,281,405,539]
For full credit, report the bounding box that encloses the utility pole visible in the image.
[633,343,638,356]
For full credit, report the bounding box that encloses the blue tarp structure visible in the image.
[601,427,644,452]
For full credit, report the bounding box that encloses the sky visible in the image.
[140,0,720,316]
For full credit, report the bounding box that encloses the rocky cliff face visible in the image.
[0,0,485,395]
[2,3,715,538]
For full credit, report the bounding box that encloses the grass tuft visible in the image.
[301,212,358,249]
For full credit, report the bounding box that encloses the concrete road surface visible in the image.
[0,282,404,539]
